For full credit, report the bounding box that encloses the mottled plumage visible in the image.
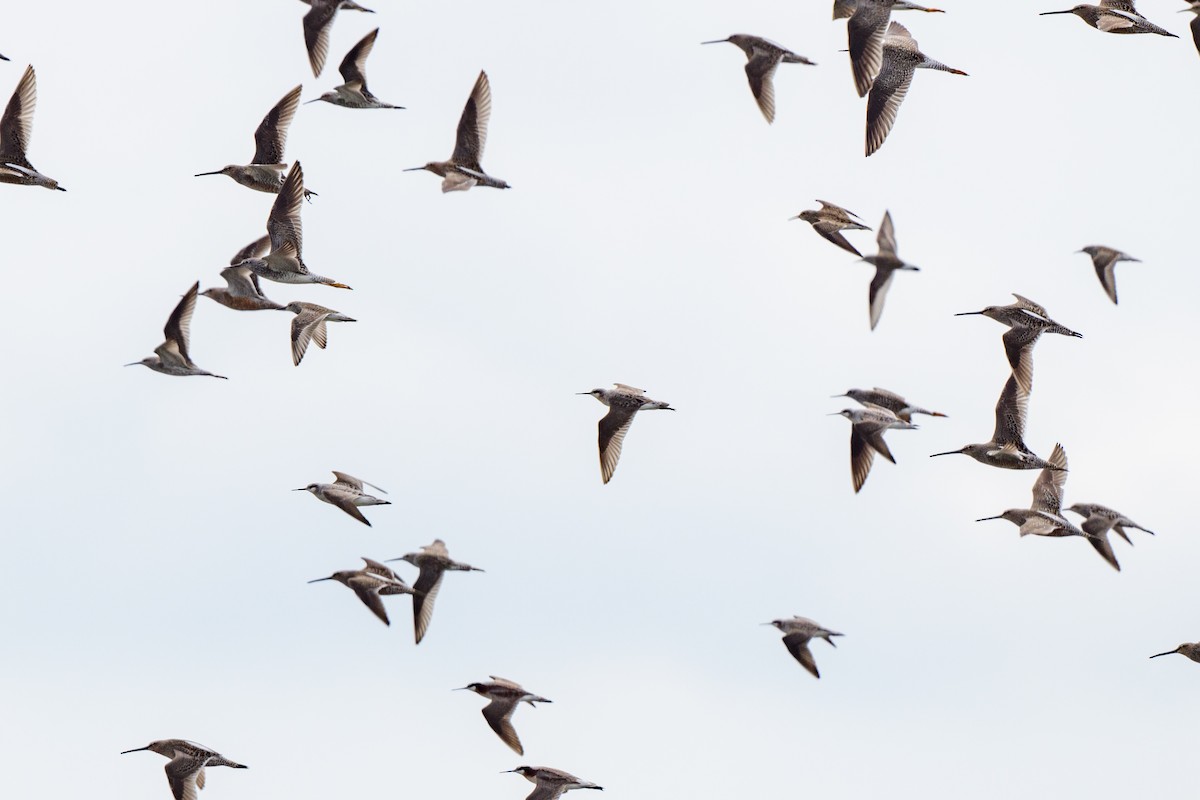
[295,471,391,526]
[121,740,247,800]
[406,71,509,191]
[766,616,843,678]
[580,384,674,484]
[387,539,483,644]
[702,34,815,123]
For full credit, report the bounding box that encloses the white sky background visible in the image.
[0,0,1197,797]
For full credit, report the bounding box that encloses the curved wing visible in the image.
[0,64,36,168]
[1030,444,1068,514]
[1092,253,1120,305]
[163,282,200,366]
[597,406,637,484]
[814,223,863,257]
[303,0,339,77]
[991,374,1029,449]
[290,307,328,365]
[339,28,379,92]
[253,85,301,165]
[867,266,895,330]
[164,756,208,800]
[411,563,445,644]
[482,698,524,754]
[848,0,891,96]
[1001,326,1042,394]
[865,49,914,156]
[268,162,305,258]
[347,575,391,625]
[452,71,492,169]
[782,633,820,678]
[744,51,779,123]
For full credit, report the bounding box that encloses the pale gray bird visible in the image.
[865,22,967,157]
[387,539,484,644]
[307,28,403,109]
[1040,1,1178,36]
[860,210,919,330]
[765,616,844,679]
[1077,246,1140,305]
[1150,643,1200,662]
[285,302,356,366]
[505,766,603,800]
[120,740,247,800]
[579,384,674,484]
[701,34,816,123]
[295,471,391,526]
[833,405,917,493]
[456,677,551,755]
[125,282,227,379]
[834,386,946,422]
[307,558,417,626]
[791,200,872,257]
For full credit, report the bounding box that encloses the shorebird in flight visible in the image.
[833,405,917,492]
[834,387,946,422]
[1066,503,1155,546]
[955,294,1081,394]
[765,616,843,679]
[579,384,674,484]
[295,471,390,526]
[791,200,872,257]
[930,375,1064,470]
[232,162,351,289]
[1076,246,1140,305]
[308,558,417,625]
[860,210,919,330]
[195,85,315,199]
[126,282,226,379]
[0,65,65,191]
[456,677,551,755]
[1040,1,1178,36]
[387,539,483,644]
[308,28,403,109]
[201,237,286,312]
[701,34,815,123]
[406,71,510,192]
[865,22,966,156]
[505,766,602,800]
[121,740,247,800]
[285,302,356,365]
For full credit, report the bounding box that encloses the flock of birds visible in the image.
[4,1,1198,798]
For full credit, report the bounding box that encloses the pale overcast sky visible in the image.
[1,1,1197,799]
